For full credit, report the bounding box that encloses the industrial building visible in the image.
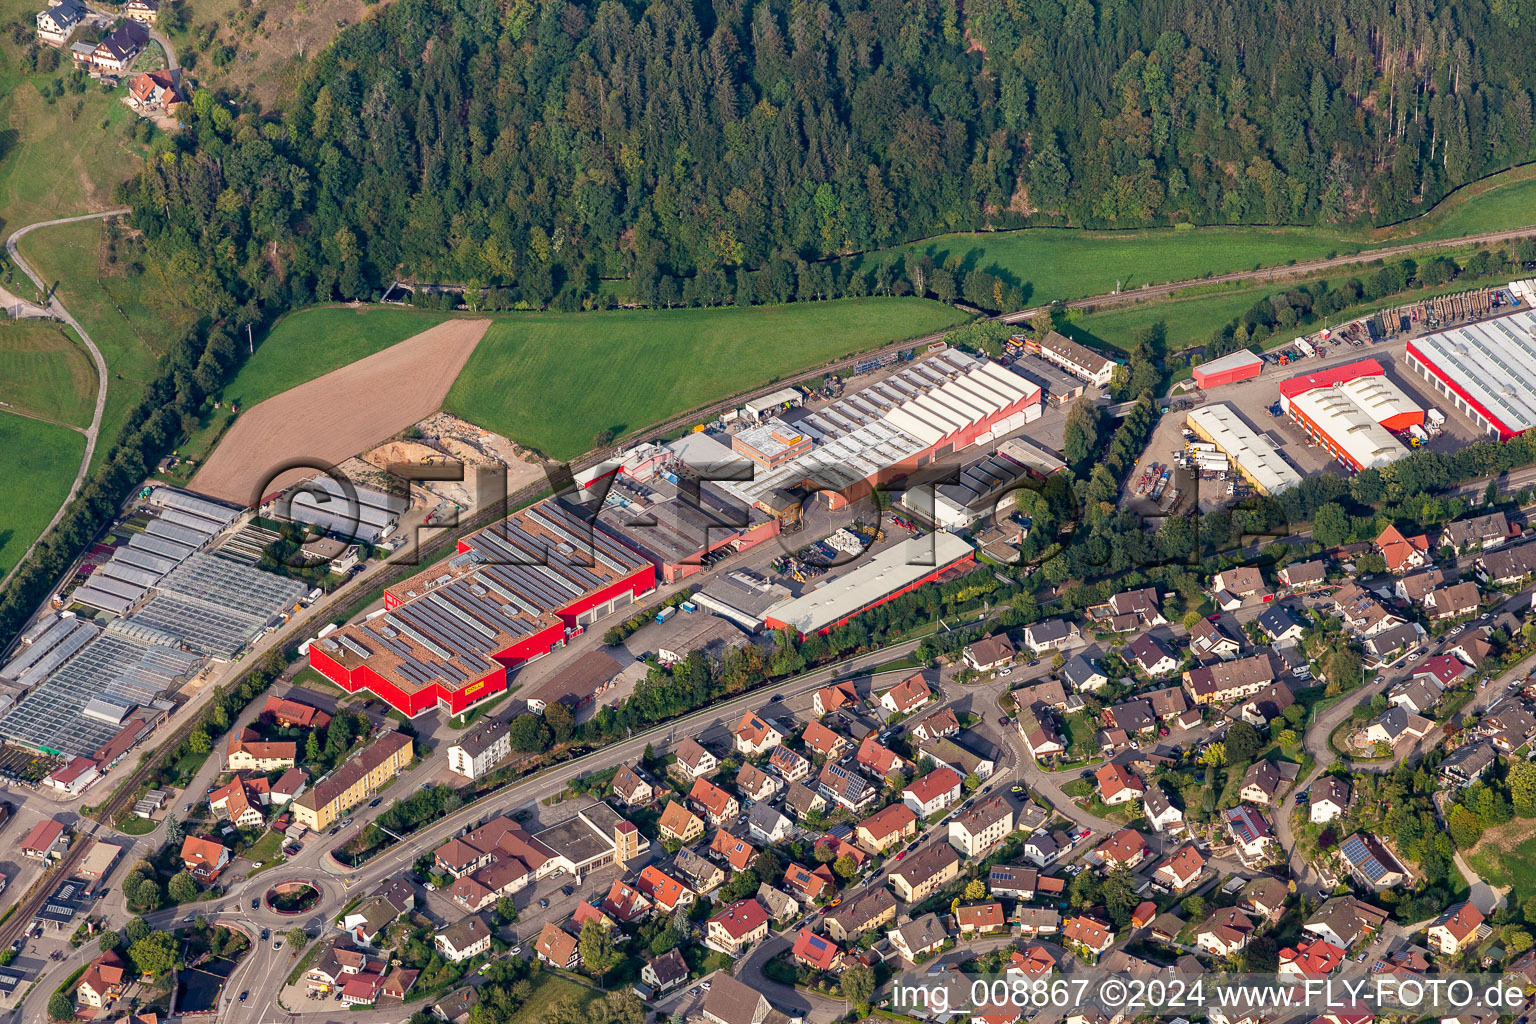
[307,500,655,718]
[1277,359,1422,472]
[730,419,814,469]
[1192,350,1263,390]
[273,476,409,544]
[902,445,1037,531]
[691,570,793,633]
[1007,354,1086,406]
[763,531,975,636]
[1405,309,1536,440]
[1186,404,1303,495]
[1034,332,1117,387]
[593,477,780,584]
[718,349,1042,517]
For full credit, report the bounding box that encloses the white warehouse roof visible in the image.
[1186,403,1304,494]
[1407,308,1536,437]
[1286,389,1409,472]
[764,532,974,634]
[1334,375,1420,425]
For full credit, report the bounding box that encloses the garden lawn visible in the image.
[17,218,194,473]
[1468,824,1536,906]
[507,974,599,1024]
[0,411,86,576]
[0,320,96,427]
[445,298,969,460]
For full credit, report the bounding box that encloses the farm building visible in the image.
[718,349,1041,517]
[1193,349,1263,389]
[1277,359,1421,472]
[763,531,975,636]
[1405,309,1536,440]
[307,500,654,718]
[1186,404,1303,495]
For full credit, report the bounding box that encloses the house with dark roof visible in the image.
[1128,634,1179,677]
[1279,560,1326,589]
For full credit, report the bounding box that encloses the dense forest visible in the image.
[126,0,1536,312]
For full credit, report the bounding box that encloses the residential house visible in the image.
[126,68,183,112]
[709,830,758,873]
[1241,680,1297,726]
[889,913,949,962]
[781,862,828,903]
[673,738,718,781]
[208,776,268,828]
[446,720,511,781]
[610,764,654,807]
[949,797,1015,857]
[1128,634,1180,677]
[801,720,850,761]
[735,762,780,803]
[1109,587,1167,626]
[1014,907,1062,937]
[1062,651,1110,691]
[988,864,1038,899]
[124,0,159,21]
[1257,605,1306,646]
[1189,617,1243,662]
[957,901,1008,936]
[1023,619,1078,654]
[601,879,653,924]
[1440,741,1498,789]
[1197,907,1254,957]
[920,736,997,780]
[1238,876,1289,922]
[1390,677,1445,715]
[1477,540,1536,586]
[1427,902,1486,955]
[180,836,229,882]
[1018,705,1065,759]
[1102,700,1157,737]
[1446,627,1496,668]
[1335,583,1408,637]
[1425,582,1481,620]
[1279,939,1347,978]
[1007,946,1058,978]
[792,928,844,971]
[1304,897,1389,949]
[706,898,770,954]
[1363,621,1424,664]
[856,802,918,853]
[1093,828,1149,870]
[1396,567,1446,604]
[1222,806,1275,861]
[1094,763,1145,805]
[340,879,415,946]
[746,803,793,844]
[1212,567,1268,607]
[1441,511,1510,552]
[701,976,774,1024]
[964,633,1018,672]
[879,673,933,716]
[1062,915,1115,956]
[1143,785,1185,833]
[226,727,297,772]
[636,865,694,913]
[902,766,964,818]
[75,950,127,1009]
[1279,560,1327,589]
[889,843,961,901]
[783,781,827,821]
[36,0,87,44]
[824,887,897,942]
[1309,777,1352,823]
[818,761,879,812]
[1183,653,1276,706]
[1153,843,1206,893]
[1364,706,1433,747]
[1011,678,1070,711]
[1376,524,1432,573]
[534,921,581,969]
[688,778,740,826]
[435,917,491,963]
[1414,654,1473,690]
[1239,761,1283,804]
[642,949,689,995]
[1473,702,1535,753]
[758,883,800,923]
[1338,834,1412,890]
[855,733,908,778]
[734,711,784,757]
[1023,829,1072,867]
[674,847,727,895]
[658,801,705,845]
[813,680,860,717]
[910,707,962,744]
[768,745,810,782]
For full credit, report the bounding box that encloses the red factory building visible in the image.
[1192,349,1263,390]
[308,500,655,718]
[1276,358,1423,473]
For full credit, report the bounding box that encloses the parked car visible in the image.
[240,992,248,1003]
[538,898,550,908]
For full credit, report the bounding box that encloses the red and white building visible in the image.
[308,500,654,718]
[1193,349,1263,389]
[1406,309,1536,440]
[1278,359,1423,472]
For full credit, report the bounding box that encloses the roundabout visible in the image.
[264,880,322,916]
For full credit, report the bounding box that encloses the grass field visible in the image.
[855,162,1536,309]
[507,974,599,1024]
[0,411,87,576]
[1066,264,1524,357]
[444,297,970,460]
[17,218,197,472]
[0,320,96,427]
[1469,820,1536,906]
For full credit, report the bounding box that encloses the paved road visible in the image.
[1,208,131,591]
